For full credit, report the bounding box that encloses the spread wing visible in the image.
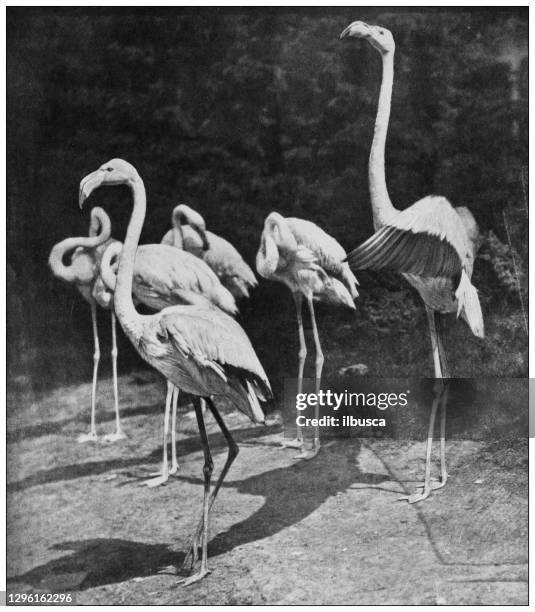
[347,196,471,278]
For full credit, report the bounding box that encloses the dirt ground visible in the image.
[7,371,528,605]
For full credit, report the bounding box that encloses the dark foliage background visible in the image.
[6,7,528,395]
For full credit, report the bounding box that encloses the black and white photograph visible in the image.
[4,5,530,606]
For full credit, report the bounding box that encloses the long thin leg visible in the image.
[78,301,100,443]
[178,398,213,586]
[400,306,443,503]
[295,294,323,460]
[281,292,306,450]
[432,383,449,490]
[169,386,179,474]
[181,397,239,573]
[142,380,173,487]
[103,312,126,442]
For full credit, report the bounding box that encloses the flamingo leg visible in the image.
[281,292,306,450]
[181,397,239,573]
[142,380,172,487]
[169,386,180,475]
[78,301,99,443]
[295,294,323,460]
[177,397,213,586]
[103,312,126,442]
[400,306,444,503]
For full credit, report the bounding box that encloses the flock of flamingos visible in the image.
[47,22,484,585]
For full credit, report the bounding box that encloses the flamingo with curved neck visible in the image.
[256,211,359,459]
[341,21,484,503]
[79,158,271,585]
[162,204,258,299]
[48,207,124,443]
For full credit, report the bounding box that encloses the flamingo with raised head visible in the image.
[341,21,484,503]
[256,212,359,459]
[79,158,272,585]
[162,203,258,299]
[48,207,124,443]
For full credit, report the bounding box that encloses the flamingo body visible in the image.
[162,204,257,299]
[257,212,358,308]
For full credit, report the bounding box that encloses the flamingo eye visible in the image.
[106,167,114,172]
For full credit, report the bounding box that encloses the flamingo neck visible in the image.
[115,178,145,341]
[89,207,112,239]
[48,229,109,284]
[369,51,396,229]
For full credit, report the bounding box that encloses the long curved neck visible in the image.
[115,178,145,342]
[100,241,121,293]
[89,207,112,239]
[48,231,107,283]
[369,51,396,229]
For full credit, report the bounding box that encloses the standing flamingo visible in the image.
[341,21,484,503]
[161,204,258,299]
[48,207,124,443]
[79,158,271,584]
[99,239,238,487]
[256,212,359,459]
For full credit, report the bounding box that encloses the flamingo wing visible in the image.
[347,196,471,278]
[156,306,272,421]
[286,217,348,277]
[203,231,258,289]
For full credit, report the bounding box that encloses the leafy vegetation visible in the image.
[6,8,528,391]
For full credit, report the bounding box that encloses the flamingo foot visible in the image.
[103,430,126,443]
[77,431,98,443]
[280,437,303,450]
[141,472,169,487]
[176,569,211,587]
[398,487,432,504]
[169,462,180,475]
[415,475,447,491]
[294,444,321,460]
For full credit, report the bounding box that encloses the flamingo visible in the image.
[48,207,125,443]
[79,158,272,584]
[99,240,238,487]
[256,212,359,459]
[161,204,258,299]
[340,21,484,503]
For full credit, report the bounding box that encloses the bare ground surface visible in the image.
[7,371,528,605]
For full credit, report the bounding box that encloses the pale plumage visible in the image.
[48,207,124,443]
[256,211,358,458]
[162,204,258,299]
[79,158,271,585]
[99,240,238,487]
[257,212,359,307]
[347,196,484,336]
[341,20,485,503]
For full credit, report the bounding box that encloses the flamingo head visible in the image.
[172,204,209,251]
[340,21,395,55]
[79,159,140,208]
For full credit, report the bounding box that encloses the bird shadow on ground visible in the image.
[8,440,388,592]
[6,401,168,444]
[7,538,184,592]
[6,425,278,493]
[177,439,388,558]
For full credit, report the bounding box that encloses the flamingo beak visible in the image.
[340,21,371,40]
[196,226,210,251]
[79,169,106,208]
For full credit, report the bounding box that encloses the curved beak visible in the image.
[195,225,210,251]
[340,21,371,40]
[79,169,105,209]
